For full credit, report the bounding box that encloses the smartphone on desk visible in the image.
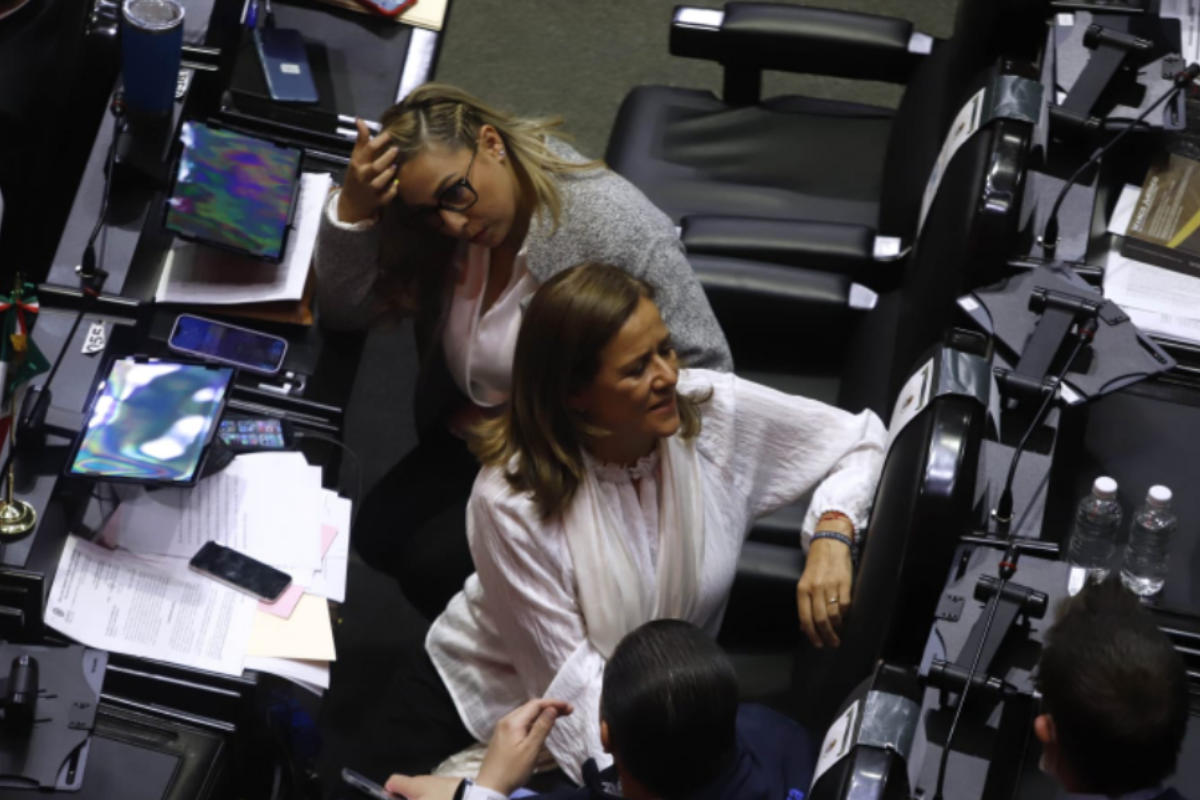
[255,26,319,104]
[189,542,292,602]
[169,314,288,375]
[218,417,295,452]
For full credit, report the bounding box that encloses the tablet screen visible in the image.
[70,359,235,483]
[164,121,302,260]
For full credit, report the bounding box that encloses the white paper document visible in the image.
[1105,183,1200,345]
[246,593,336,661]
[1162,0,1200,65]
[156,172,332,305]
[1125,306,1200,342]
[108,452,323,571]
[47,537,257,677]
[244,656,331,694]
[308,491,351,603]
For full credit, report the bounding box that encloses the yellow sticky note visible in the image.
[245,593,336,661]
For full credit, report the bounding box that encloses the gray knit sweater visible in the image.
[313,140,733,373]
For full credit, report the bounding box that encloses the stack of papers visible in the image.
[156,172,332,306]
[1106,185,1200,345]
[46,453,350,695]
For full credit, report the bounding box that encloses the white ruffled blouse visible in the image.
[426,369,887,783]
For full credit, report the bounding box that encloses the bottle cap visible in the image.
[1093,477,1118,499]
[1148,485,1172,508]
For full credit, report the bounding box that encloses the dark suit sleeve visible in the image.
[736,704,819,795]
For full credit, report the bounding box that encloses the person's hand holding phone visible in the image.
[338,120,401,224]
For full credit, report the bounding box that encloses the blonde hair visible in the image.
[472,263,706,520]
[376,83,602,316]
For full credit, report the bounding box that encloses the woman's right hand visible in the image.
[337,119,402,224]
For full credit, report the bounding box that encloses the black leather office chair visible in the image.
[787,334,992,734]
[709,56,1037,698]
[606,1,1044,292]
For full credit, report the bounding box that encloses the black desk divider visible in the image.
[0,644,106,791]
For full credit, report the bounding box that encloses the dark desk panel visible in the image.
[1050,381,1200,618]
[230,0,435,123]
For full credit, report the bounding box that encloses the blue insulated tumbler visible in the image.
[121,0,185,117]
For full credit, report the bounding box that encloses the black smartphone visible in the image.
[189,542,292,602]
[342,768,403,800]
[254,27,319,104]
[218,417,295,452]
[169,314,289,375]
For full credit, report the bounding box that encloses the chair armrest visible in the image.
[682,215,882,282]
[746,500,808,548]
[691,254,877,369]
[692,253,871,312]
[671,3,931,85]
[718,540,805,649]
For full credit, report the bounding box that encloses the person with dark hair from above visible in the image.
[386,620,816,800]
[1035,577,1190,800]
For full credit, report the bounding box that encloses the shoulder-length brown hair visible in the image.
[375,83,602,319]
[471,263,706,520]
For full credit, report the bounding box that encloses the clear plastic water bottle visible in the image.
[1067,477,1123,584]
[1121,486,1178,597]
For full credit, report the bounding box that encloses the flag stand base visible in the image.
[0,498,36,537]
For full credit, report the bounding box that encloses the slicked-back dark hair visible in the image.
[600,620,738,797]
[1036,578,1188,794]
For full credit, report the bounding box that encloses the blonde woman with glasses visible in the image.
[314,84,732,620]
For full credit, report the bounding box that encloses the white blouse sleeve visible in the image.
[466,475,612,783]
[686,370,887,548]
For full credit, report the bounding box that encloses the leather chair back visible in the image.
[840,61,1036,418]
[878,0,1044,241]
[790,342,990,733]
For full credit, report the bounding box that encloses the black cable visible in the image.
[81,106,123,279]
[931,578,1009,800]
[293,430,361,526]
[937,319,1099,800]
[1040,64,1200,257]
[27,100,123,421]
[994,318,1097,525]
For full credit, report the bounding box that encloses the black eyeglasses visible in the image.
[407,143,480,228]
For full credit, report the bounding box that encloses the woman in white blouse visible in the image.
[414,263,887,784]
[314,84,731,620]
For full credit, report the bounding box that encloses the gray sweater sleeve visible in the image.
[312,191,387,331]
[634,234,733,372]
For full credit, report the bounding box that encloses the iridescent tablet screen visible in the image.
[70,359,234,483]
[164,121,301,259]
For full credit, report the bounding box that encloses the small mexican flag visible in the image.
[0,283,49,443]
